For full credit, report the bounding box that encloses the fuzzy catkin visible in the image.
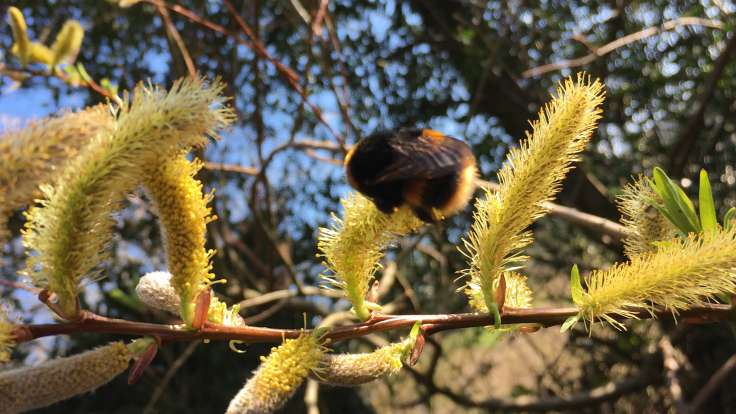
[226,334,325,414]
[462,74,604,313]
[318,193,422,320]
[142,155,216,325]
[315,341,408,386]
[0,342,131,413]
[580,229,736,329]
[22,77,232,318]
[135,271,244,326]
[0,105,113,243]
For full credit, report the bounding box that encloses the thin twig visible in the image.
[154,2,196,77]
[688,352,736,413]
[142,341,199,414]
[523,17,723,78]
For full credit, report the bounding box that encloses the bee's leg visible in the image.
[373,197,399,215]
[411,206,437,223]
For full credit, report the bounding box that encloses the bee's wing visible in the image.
[369,135,470,184]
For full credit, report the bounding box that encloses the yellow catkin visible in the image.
[226,333,326,414]
[50,20,84,66]
[462,74,605,314]
[7,7,29,66]
[0,342,131,412]
[579,228,736,329]
[318,193,423,321]
[0,105,113,243]
[617,176,676,258]
[0,306,14,363]
[314,340,410,386]
[142,156,217,325]
[22,77,233,318]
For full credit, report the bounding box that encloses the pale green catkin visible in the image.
[226,333,326,414]
[461,74,605,315]
[0,342,131,413]
[579,228,736,329]
[22,77,232,318]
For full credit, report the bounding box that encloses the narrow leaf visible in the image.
[699,169,718,232]
[560,315,580,333]
[724,207,736,231]
[652,168,699,233]
[570,264,584,305]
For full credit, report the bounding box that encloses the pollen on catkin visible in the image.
[22,77,233,319]
[0,342,131,412]
[578,228,736,330]
[461,73,604,317]
[617,176,677,258]
[0,305,15,363]
[318,193,423,321]
[0,105,113,243]
[226,332,327,414]
[142,155,218,325]
[314,337,414,386]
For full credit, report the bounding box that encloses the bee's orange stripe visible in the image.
[421,129,445,143]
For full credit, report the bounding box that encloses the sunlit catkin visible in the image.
[0,105,113,243]
[0,342,131,412]
[579,229,736,329]
[226,333,326,414]
[315,337,414,386]
[142,155,217,325]
[22,77,232,319]
[318,193,422,321]
[461,74,604,318]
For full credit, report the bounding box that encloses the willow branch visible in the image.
[0,63,119,103]
[11,304,736,346]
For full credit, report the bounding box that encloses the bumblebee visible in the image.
[344,128,477,222]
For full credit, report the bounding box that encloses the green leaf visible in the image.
[652,168,700,233]
[570,264,584,305]
[76,63,92,83]
[699,169,718,232]
[724,207,736,231]
[560,315,580,333]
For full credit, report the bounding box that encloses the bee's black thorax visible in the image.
[344,128,477,222]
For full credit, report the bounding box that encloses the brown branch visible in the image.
[154,2,197,78]
[0,64,120,104]
[523,17,723,78]
[659,335,687,413]
[143,0,345,151]
[688,352,736,413]
[406,363,654,412]
[311,0,329,36]
[11,304,736,347]
[142,341,199,414]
